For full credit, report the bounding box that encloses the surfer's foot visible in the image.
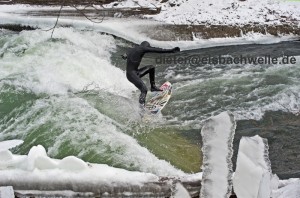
[150,85,162,92]
[139,92,147,105]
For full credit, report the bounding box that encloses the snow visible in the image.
[14,190,94,197]
[0,5,298,51]
[104,0,158,9]
[0,144,160,188]
[0,141,202,194]
[200,111,236,198]
[0,140,201,197]
[104,0,300,26]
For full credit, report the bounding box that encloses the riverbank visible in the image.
[0,1,299,41]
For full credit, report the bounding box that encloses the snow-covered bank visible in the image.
[0,5,299,51]
[105,0,300,26]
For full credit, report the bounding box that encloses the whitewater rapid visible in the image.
[1,6,300,177]
[0,28,185,176]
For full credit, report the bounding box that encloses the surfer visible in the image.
[122,41,180,107]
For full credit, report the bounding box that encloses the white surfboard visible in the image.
[145,81,172,114]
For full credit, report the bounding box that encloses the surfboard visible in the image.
[145,81,172,114]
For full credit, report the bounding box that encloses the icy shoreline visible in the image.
[1,112,300,197]
[0,4,299,51]
[104,0,300,26]
[0,141,201,197]
[2,0,299,27]
[0,3,299,44]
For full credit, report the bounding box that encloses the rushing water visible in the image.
[0,28,300,176]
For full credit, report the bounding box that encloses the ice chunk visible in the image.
[34,156,58,170]
[0,150,26,169]
[58,156,88,172]
[0,186,14,198]
[25,145,87,171]
[172,182,191,198]
[0,150,13,161]
[272,179,300,198]
[27,145,48,171]
[0,140,23,151]
[200,111,236,198]
[233,135,272,198]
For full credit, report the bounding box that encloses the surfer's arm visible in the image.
[144,46,180,53]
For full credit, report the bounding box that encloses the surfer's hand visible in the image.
[172,47,180,52]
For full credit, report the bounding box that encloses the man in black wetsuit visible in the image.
[122,41,180,107]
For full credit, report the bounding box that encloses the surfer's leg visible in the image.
[138,65,162,92]
[126,71,148,106]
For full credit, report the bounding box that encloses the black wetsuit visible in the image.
[124,41,179,106]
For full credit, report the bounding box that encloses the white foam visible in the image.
[0,28,136,96]
[0,26,184,176]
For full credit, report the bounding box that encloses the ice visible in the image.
[0,150,13,161]
[200,111,236,198]
[34,156,58,170]
[27,145,48,171]
[172,182,191,198]
[272,178,300,198]
[272,179,300,198]
[0,150,27,170]
[0,144,160,190]
[0,140,26,169]
[233,135,272,198]
[0,142,204,195]
[58,156,88,172]
[0,186,14,198]
[0,139,23,151]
